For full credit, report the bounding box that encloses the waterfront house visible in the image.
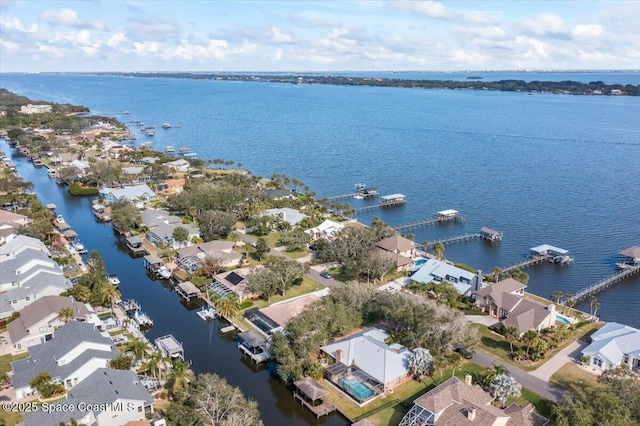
[581,322,640,373]
[305,219,345,241]
[375,234,416,271]
[211,267,254,301]
[156,178,186,195]
[22,368,155,426]
[475,278,556,336]
[140,209,182,228]
[146,222,199,249]
[0,235,72,318]
[176,240,241,272]
[399,375,548,426]
[20,104,52,114]
[245,293,321,334]
[0,209,32,245]
[260,207,307,227]
[163,158,190,173]
[99,184,156,205]
[320,327,413,403]
[408,258,481,296]
[7,295,99,355]
[11,321,120,399]
[261,189,295,200]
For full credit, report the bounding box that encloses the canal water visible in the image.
[2,138,348,425]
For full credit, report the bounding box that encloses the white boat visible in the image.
[73,242,88,254]
[197,306,217,321]
[162,122,171,128]
[105,274,120,286]
[157,265,172,279]
[56,214,65,223]
[131,309,153,327]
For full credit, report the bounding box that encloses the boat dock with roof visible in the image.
[572,246,640,301]
[393,210,465,231]
[237,330,271,363]
[498,244,573,276]
[327,183,379,200]
[353,194,406,213]
[293,377,336,418]
[155,335,184,359]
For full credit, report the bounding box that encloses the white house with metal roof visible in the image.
[321,328,413,402]
[22,368,155,426]
[305,219,345,241]
[99,184,156,205]
[408,258,481,295]
[11,321,119,399]
[260,207,307,227]
[581,322,640,372]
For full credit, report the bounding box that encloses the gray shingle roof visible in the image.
[11,321,119,389]
[22,368,153,426]
[0,250,61,286]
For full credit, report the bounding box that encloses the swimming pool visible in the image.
[339,378,374,400]
[414,258,427,266]
[556,316,570,325]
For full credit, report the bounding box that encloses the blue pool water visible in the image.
[339,378,375,400]
[414,259,427,266]
[556,316,570,325]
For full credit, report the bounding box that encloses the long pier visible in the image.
[572,265,640,301]
[326,193,359,200]
[500,255,548,275]
[429,232,482,246]
[393,212,465,231]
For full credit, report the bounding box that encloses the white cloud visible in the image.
[107,32,126,48]
[270,27,293,43]
[572,24,602,38]
[363,46,402,61]
[133,41,161,55]
[392,1,450,19]
[40,8,106,30]
[520,13,568,37]
[0,39,18,50]
[1,16,38,33]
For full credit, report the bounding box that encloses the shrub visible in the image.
[68,183,99,196]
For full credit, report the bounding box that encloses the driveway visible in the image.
[529,340,588,382]
[472,350,564,403]
[465,315,499,327]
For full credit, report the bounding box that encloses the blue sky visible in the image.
[1,1,638,72]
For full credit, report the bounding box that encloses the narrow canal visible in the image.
[3,139,348,426]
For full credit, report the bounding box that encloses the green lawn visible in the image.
[474,322,602,372]
[549,362,603,394]
[242,276,324,311]
[0,352,29,375]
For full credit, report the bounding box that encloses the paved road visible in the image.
[472,350,564,403]
[237,231,343,288]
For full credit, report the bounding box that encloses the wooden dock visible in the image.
[327,193,359,200]
[430,232,483,246]
[500,255,547,274]
[294,393,336,418]
[573,265,640,301]
[393,212,465,231]
[353,194,406,213]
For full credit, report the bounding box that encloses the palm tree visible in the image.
[447,352,463,378]
[420,240,430,251]
[565,294,577,315]
[229,230,241,248]
[103,283,121,315]
[143,350,166,380]
[550,290,564,305]
[592,301,601,317]
[59,307,74,323]
[169,358,195,396]
[433,242,445,260]
[521,330,539,356]
[215,294,240,319]
[503,326,520,354]
[493,267,502,282]
[589,295,597,316]
[126,337,149,362]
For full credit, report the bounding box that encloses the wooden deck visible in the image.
[500,255,547,274]
[294,393,336,418]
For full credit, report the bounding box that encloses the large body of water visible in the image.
[1,71,639,423]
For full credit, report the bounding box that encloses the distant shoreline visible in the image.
[86,72,640,96]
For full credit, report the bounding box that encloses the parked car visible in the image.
[319,271,332,279]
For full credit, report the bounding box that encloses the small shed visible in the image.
[125,235,143,248]
[57,222,71,231]
[46,203,57,212]
[437,209,459,217]
[381,194,406,205]
[144,253,164,271]
[175,280,202,301]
